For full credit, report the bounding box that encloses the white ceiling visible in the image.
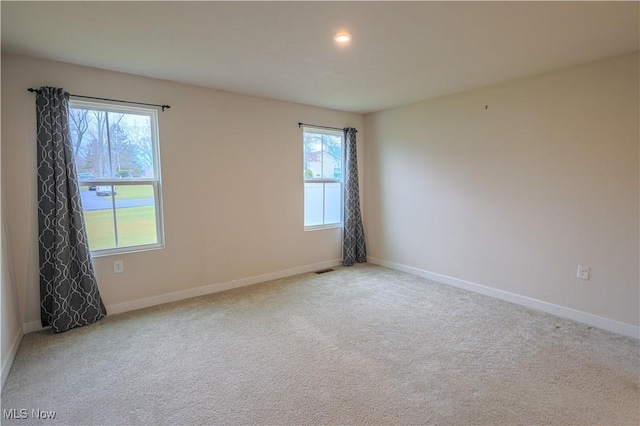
[2,1,638,114]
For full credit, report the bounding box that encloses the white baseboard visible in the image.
[23,259,342,333]
[368,257,639,340]
[107,259,341,315]
[2,327,23,389]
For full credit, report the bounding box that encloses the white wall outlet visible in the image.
[113,260,124,274]
[577,265,589,280]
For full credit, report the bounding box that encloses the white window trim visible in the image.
[302,126,344,231]
[70,100,165,256]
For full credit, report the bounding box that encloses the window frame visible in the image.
[302,126,344,231]
[69,99,165,256]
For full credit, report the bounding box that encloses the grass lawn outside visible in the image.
[111,185,154,201]
[85,205,157,250]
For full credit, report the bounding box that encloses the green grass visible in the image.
[112,185,154,201]
[85,206,157,251]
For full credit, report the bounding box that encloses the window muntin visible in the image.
[303,127,343,229]
[69,100,164,255]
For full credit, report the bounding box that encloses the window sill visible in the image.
[90,243,165,258]
[304,224,343,232]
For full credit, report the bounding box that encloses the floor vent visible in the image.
[315,268,335,274]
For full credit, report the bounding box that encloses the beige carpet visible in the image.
[2,264,638,425]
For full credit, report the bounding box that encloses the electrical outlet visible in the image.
[113,260,124,274]
[577,265,589,280]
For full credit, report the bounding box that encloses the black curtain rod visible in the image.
[27,88,170,111]
[298,122,357,133]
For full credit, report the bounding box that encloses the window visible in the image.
[69,100,164,255]
[303,127,343,229]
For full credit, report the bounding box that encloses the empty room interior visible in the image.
[1,1,639,425]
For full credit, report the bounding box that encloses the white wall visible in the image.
[1,211,23,387]
[1,54,364,327]
[365,53,639,328]
[1,97,23,386]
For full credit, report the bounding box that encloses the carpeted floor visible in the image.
[2,264,639,425]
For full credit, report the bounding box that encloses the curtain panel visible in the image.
[343,128,367,266]
[36,87,106,332]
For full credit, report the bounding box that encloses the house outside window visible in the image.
[303,127,343,229]
[69,100,164,255]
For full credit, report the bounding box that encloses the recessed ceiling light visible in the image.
[333,32,352,43]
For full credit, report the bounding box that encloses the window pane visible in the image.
[114,185,158,247]
[324,182,341,224]
[304,182,324,227]
[81,186,117,251]
[80,184,158,250]
[69,107,156,180]
[322,134,342,179]
[108,112,155,179]
[70,109,110,179]
[303,132,323,179]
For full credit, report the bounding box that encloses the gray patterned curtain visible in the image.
[36,87,106,332]
[343,128,366,266]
